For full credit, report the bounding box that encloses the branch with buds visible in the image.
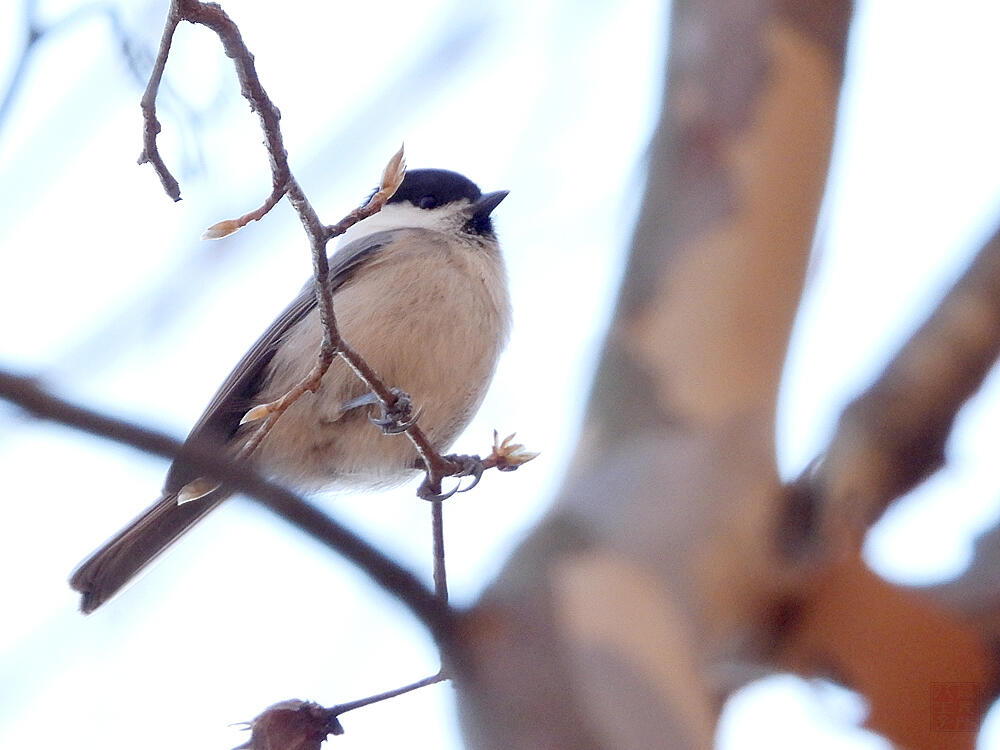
[142,0,535,506]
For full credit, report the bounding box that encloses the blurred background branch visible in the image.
[454,1,1000,749]
[0,370,453,644]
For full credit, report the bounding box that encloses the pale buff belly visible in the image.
[249,237,509,491]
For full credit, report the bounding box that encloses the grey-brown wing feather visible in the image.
[164,229,401,492]
[70,229,401,612]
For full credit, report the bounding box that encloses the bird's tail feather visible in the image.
[69,489,229,613]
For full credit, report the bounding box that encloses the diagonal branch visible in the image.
[795,216,1000,550]
[0,370,455,647]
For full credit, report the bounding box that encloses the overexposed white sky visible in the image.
[2,1,1000,749]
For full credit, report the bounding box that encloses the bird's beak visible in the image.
[471,190,509,218]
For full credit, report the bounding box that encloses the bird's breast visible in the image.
[253,233,510,491]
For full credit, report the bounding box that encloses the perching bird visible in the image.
[70,168,511,613]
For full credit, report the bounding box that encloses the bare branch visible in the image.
[0,370,455,646]
[322,147,407,240]
[137,4,182,200]
[431,502,448,603]
[202,182,287,239]
[809,217,1000,544]
[328,670,448,717]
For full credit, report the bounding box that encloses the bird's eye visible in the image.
[417,195,438,209]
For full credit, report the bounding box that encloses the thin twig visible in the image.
[431,502,448,603]
[0,0,41,138]
[137,3,181,200]
[333,334,460,496]
[202,182,287,239]
[0,370,455,647]
[329,670,448,717]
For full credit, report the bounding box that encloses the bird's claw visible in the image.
[369,388,419,434]
[417,454,484,500]
[418,478,462,502]
[451,454,484,492]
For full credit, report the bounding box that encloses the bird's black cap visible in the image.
[388,169,483,210]
[387,168,506,236]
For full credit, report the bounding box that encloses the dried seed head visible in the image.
[234,700,342,750]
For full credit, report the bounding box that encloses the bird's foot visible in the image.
[369,388,420,434]
[418,454,484,500]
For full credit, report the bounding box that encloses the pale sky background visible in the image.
[1,1,1000,749]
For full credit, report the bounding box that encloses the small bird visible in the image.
[70,168,511,613]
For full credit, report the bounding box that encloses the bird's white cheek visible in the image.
[338,203,452,246]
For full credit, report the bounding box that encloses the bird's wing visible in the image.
[163,229,401,492]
